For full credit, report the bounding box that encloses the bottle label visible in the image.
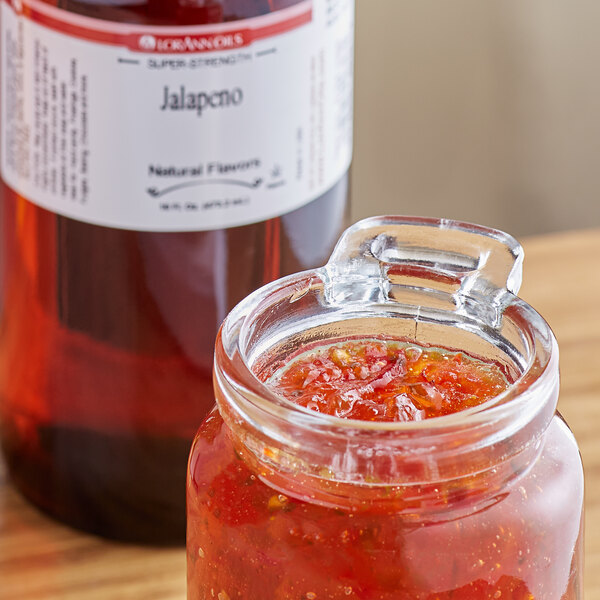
[0,0,353,231]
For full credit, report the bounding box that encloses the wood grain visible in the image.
[0,228,598,599]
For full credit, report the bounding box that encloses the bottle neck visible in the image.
[213,215,559,515]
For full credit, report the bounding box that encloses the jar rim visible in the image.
[215,270,558,436]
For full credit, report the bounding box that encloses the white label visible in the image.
[1,0,353,231]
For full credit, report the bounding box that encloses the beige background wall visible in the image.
[352,0,600,237]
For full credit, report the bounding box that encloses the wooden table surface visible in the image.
[1,228,599,599]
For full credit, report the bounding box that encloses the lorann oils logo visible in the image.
[137,32,247,53]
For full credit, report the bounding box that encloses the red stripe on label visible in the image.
[22,2,126,46]
[3,0,312,53]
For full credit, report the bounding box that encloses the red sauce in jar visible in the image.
[187,338,581,599]
[268,340,509,421]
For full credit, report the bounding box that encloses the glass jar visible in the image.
[0,0,352,543]
[187,216,583,598]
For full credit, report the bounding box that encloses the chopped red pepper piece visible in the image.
[269,340,509,421]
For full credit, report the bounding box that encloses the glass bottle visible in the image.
[187,216,583,598]
[0,0,353,543]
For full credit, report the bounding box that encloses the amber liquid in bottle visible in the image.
[0,0,350,544]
